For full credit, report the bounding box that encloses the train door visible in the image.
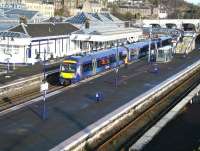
[92,58,97,75]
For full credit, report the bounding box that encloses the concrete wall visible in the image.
[0,74,43,105]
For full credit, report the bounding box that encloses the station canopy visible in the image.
[71,26,142,42]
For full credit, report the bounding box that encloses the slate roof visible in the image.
[0,23,18,31]
[0,31,29,38]
[9,23,79,37]
[65,12,101,25]
[65,12,123,25]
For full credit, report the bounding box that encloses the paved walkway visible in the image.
[0,51,200,151]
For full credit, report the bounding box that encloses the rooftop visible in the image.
[65,12,123,27]
[0,31,29,38]
[9,23,79,37]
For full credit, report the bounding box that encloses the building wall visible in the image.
[0,36,72,64]
[54,0,62,10]
[23,2,54,17]
[118,7,152,17]
[0,37,31,64]
[82,1,102,13]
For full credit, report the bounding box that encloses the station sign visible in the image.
[40,82,49,92]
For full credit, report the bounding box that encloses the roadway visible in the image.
[1,51,200,151]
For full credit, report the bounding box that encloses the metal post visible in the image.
[42,89,47,120]
[115,67,119,87]
[42,48,47,120]
[43,48,46,81]
[7,59,9,74]
[7,37,10,74]
[148,39,151,63]
[148,28,152,63]
[115,40,119,88]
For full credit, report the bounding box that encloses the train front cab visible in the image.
[59,60,79,86]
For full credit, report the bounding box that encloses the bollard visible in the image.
[153,64,159,74]
[95,92,103,102]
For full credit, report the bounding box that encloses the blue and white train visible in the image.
[59,36,172,85]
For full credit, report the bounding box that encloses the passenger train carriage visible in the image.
[59,36,172,85]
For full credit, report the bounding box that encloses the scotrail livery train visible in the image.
[59,36,172,85]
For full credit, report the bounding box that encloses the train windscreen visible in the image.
[60,62,76,73]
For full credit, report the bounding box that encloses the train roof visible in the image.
[126,36,171,50]
[65,46,127,64]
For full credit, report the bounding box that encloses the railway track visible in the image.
[0,84,63,112]
[0,60,142,113]
[94,66,200,151]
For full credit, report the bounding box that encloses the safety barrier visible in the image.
[51,59,200,151]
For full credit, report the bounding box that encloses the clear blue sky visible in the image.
[185,0,199,5]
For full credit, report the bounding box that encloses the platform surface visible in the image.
[0,51,200,151]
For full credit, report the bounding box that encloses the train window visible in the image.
[83,62,92,72]
[97,58,109,67]
[109,55,116,64]
[61,63,76,73]
[119,52,126,60]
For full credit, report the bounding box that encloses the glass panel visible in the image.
[61,63,76,73]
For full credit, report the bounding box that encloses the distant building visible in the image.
[0,23,79,65]
[63,0,85,16]
[54,0,63,11]
[0,0,55,17]
[22,2,54,17]
[63,0,107,16]
[158,5,168,19]
[118,5,153,18]
[82,0,103,13]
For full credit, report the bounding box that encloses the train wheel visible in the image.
[63,80,71,87]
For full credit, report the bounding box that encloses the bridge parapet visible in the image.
[141,19,200,32]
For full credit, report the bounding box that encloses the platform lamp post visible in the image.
[148,27,152,63]
[40,48,48,120]
[115,40,119,88]
[3,35,14,77]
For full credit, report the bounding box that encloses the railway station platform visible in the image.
[1,50,200,151]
